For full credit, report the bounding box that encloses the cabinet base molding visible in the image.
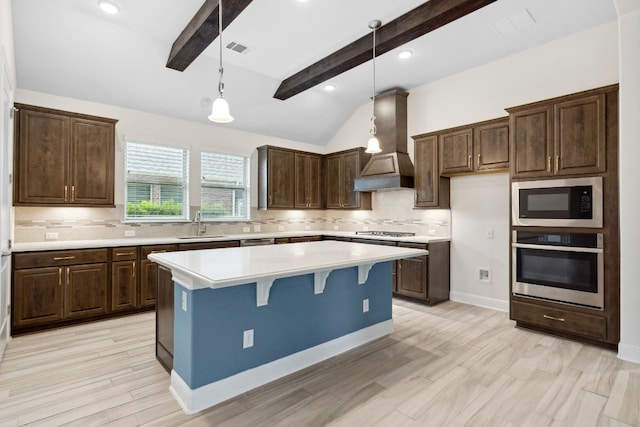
[514,321,617,351]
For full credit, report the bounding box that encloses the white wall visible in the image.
[615,0,640,363]
[327,20,620,311]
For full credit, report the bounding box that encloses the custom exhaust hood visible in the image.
[354,89,414,191]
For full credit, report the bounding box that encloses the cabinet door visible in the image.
[112,260,137,311]
[510,106,553,178]
[294,153,308,209]
[439,128,473,175]
[267,148,295,208]
[306,154,323,209]
[414,136,449,208]
[294,153,322,209]
[474,119,510,172]
[70,119,114,205]
[64,263,108,319]
[325,155,342,208]
[341,151,361,208]
[140,260,158,307]
[554,94,606,176]
[12,267,64,327]
[15,109,70,204]
[396,256,428,301]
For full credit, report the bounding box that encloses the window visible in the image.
[201,152,249,220]
[125,141,189,220]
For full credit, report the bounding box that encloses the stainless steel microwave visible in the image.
[512,177,603,228]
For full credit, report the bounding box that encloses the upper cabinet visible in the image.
[294,152,323,209]
[258,146,295,209]
[508,87,611,179]
[14,104,117,206]
[413,134,449,208]
[325,148,371,210]
[439,117,510,176]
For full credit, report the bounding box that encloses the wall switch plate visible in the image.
[181,291,187,312]
[485,228,494,239]
[124,230,136,237]
[253,224,261,232]
[45,232,59,240]
[243,329,254,349]
[243,227,250,233]
[277,225,285,231]
[363,299,369,313]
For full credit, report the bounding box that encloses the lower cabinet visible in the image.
[140,245,177,308]
[156,264,174,372]
[111,247,138,312]
[12,249,109,331]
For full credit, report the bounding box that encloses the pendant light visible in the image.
[208,0,234,123]
[365,20,381,154]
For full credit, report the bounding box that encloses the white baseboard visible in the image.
[170,319,394,414]
[450,291,509,312]
[618,342,640,364]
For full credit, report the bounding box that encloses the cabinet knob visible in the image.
[477,154,481,168]
[555,156,560,171]
[467,155,471,168]
[547,156,552,172]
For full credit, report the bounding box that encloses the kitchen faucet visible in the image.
[193,210,206,235]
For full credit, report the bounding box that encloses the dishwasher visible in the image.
[240,237,275,247]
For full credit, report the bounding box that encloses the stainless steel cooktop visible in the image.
[355,231,416,237]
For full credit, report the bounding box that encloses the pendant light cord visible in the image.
[218,0,224,98]
[370,21,378,136]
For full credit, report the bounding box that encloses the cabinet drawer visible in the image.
[511,300,607,341]
[141,245,177,259]
[14,249,108,269]
[111,247,138,261]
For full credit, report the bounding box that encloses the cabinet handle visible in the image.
[477,154,481,168]
[556,156,560,171]
[58,267,62,286]
[116,252,134,257]
[269,195,272,206]
[467,155,471,168]
[71,185,75,202]
[64,185,68,201]
[53,256,75,261]
[547,156,551,172]
[543,314,565,322]
[132,261,136,278]
[66,268,70,286]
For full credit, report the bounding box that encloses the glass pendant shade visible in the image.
[208,97,234,123]
[366,135,381,154]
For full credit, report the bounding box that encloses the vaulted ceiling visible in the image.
[12,0,617,145]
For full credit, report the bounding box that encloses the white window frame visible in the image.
[200,151,250,221]
[124,140,189,222]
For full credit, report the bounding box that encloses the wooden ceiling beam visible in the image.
[166,0,253,72]
[273,0,497,100]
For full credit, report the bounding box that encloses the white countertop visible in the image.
[148,240,428,290]
[11,231,450,252]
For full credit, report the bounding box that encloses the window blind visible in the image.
[201,152,249,220]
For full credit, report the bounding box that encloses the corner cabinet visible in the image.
[413,135,450,208]
[13,104,117,206]
[325,148,371,210]
[508,86,612,179]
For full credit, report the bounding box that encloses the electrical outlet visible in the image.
[253,224,261,232]
[45,232,59,240]
[304,225,311,230]
[485,228,494,239]
[243,227,250,232]
[479,268,491,283]
[243,329,254,349]
[363,226,369,231]
[277,225,285,231]
[333,225,339,230]
[124,230,136,237]
[363,299,369,313]
[428,229,436,236]
[181,291,187,312]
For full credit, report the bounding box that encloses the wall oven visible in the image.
[512,230,604,309]
[512,176,603,228]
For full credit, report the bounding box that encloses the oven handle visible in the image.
[511,243,603,254]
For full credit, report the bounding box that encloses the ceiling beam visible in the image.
[273,0,497,100]
[166,0,253,72]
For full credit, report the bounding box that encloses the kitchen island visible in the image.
[149,240,428,414]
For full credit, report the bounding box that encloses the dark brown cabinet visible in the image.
[325,148,371,210]
[13,104,117,206]
[295,153,322,209]
[111,247,138,312]
[156,265,174,372]
[12,249,109,331]
[508,88,608,179]
[439,117,510,176]
[396,242,450,305]
[140,245,177,308]
[413,135,450,208]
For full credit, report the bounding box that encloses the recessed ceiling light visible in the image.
[98,0,120,14]
[323,84,336,92]
[398,50,413,59]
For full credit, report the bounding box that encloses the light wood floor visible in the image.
[1,300,638,427]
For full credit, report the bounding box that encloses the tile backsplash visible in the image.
[14,190,450,242]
